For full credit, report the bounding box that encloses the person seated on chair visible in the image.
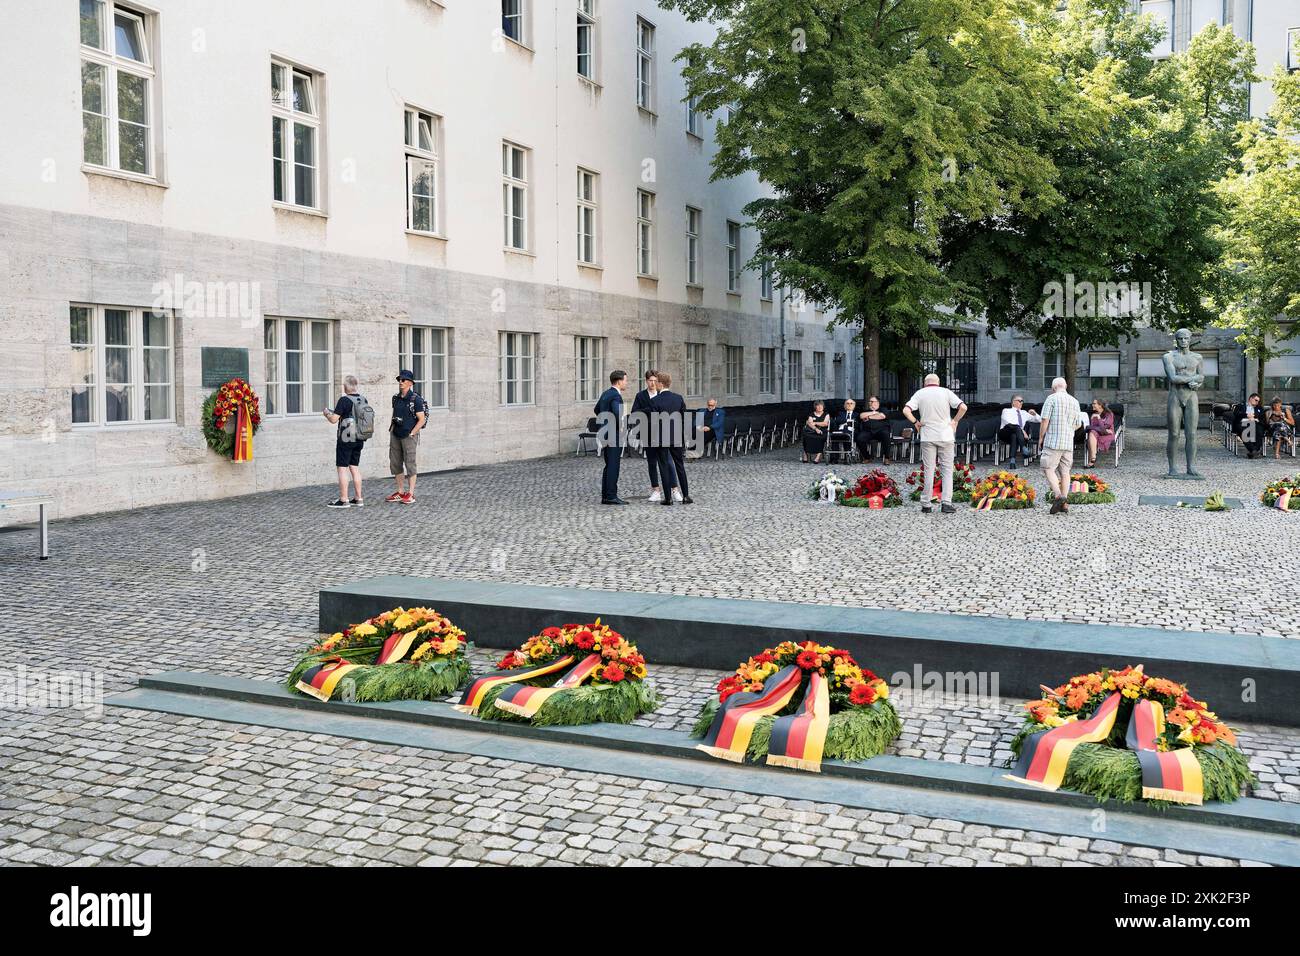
[1085,399,1116,467]
[701,398,724,456]
[856,396,892,463]
[998,395,1033,468]
[802,400,831,464]
[828,399,857,461]
[1265,397,1295,460]
[1233,393,1266,458]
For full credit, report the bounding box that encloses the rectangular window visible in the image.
[271,60,321,208]
[1088,351,1120,391]
[69,303,173,425]
[685,206,701,286]
[760,260,774,301]
[686,93,701,136]
[725,345,743,395]
[574,336,604,402]
[759,348,776,394]
[499,331,536,405]
[264,317,332,415]
[502,0,526,45]
[1201,350,1219,390]
[1189,0,1220,36]
[577,167,598,265]
[503,141,530,251]
[1142,1,1174,58]
[1043,351,1064,389]
[577,0,596,80]
[685,342,706,397]
[637,339,660,382]
[812,351,826,392]
[1136,352,1165,390]
[80,1,155,176]
[1289,28,1299,72]
[399,324,449,409]
[1264,354,1300,391]
[404,107,441,234]
[636,17,655,111]
[787,349,803,394]
[726,220,741,293]
[636,189,655,276]
[999,351,1028,389]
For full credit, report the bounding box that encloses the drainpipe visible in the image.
[778,281,787,403]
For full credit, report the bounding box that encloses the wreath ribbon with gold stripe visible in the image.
[696,665,803,763]
[233,400,254,462]
[452,655,576,715]
[376,631,419,666]
[493,653,603,718]
[1005,692,1121,791]
[1128,698,1204,805]
[295,658,362,702]
[765,670,830,773]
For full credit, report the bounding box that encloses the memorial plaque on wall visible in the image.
[201,347,250,387]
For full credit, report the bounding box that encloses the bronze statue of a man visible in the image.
[1162,328,1204,478]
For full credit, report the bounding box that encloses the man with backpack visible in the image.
[322,374,374,508]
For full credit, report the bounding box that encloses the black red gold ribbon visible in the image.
[1128,698,1204,805]
[452,656,576,715]
[295,658,361,702]
[375,631,418,666]
[493,653,603,718]
[1005,692,1122,791]
[765,670,830,772]
[234,401,254,462]
[697,665,803,763]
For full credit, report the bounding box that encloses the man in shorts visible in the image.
[388,369,427,504]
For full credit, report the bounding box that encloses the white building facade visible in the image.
[0,0,854,519]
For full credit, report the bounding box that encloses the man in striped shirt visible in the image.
[1038,377,1082,515]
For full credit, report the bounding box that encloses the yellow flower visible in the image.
[528,643,548,659]
[870,678,889,699]
[411,642,431,661]
[353,623,378,638]
[392,613,415,631]
[632,663,647,679]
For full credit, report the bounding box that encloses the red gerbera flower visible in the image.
[849,683,876,706]
[574,631,596,650]
[796,650,820,670]
[601,663,625,683]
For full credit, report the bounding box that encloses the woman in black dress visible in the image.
[802,401,831,463]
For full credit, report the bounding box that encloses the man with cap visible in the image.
[388,369,427,504]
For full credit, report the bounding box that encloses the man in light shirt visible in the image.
[998,395,1032,468]
[903,373,967,514]
[1038,377,1083,515]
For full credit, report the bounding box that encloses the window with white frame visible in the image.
[502,0,527,45]
[812,351,826,392]
[787,349,803,393]
[999,351,1028,389]
[575,336,604,402]
[759,348,776,394]
[685,206,701,285]
[404,107,441,234]
[80,1,155,176]
[1136,352,1165,391]
[264,317,332,415]
[760,260,774,301]
[70,304,173,425]
[1043,351,1065,389]
[577,168,599,265]
[636,190,656,276]
[686,93,701,136]
[1288,27,1299,72]
[725,345,743,394]
[503,142,530,251]
[1088,351,1120,391]
[685,343,706,396]
[577,1,596,80]
[726,221,741,293]
[637,339,660,381]
[1141,1,1174,58]
[399,324,449,408]
[499,331,535,405]
[636,17,655,110]
[271,60,321,208]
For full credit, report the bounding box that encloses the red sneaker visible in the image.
[385,491,404,503]
[400,493,415,505]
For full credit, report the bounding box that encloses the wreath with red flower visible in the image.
[201,377,262,459]
[906,461,975,502]
[691,641,902,763]
[1046,473,1116,504]
[838,469,903,508]
[1261,474,1300,510]
[970,470,1035,509]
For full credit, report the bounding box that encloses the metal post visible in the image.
[39,502,49,560]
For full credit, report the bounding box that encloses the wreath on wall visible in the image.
[201,378,262,460]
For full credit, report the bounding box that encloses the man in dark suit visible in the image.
[630,369,662,500]
[594,370,628,504]
[649,370,692,505]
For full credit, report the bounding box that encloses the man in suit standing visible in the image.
[631,370,663,501]
[650,370,692,505]
[595,370,628,505]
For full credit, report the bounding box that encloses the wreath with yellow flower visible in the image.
[690,641,902,764]
[201,377,262,459]
[1046,473,1116,505]
[471,621,659,726]
[970,470,1035,509]
[286,606,471,702]
[1010,665,1254,804]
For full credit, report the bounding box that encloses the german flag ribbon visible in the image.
[766,670,830,773]
[1276,490,1292,511]
[452,655,576,715]
[1004,692,1121,791]
[233,401,254,462]
[295,658,362,702]
[977,495,994,511]
[493,653,603,719]
[376,631,419,666]
[1128,698,1204,805]
[697,665,803,763]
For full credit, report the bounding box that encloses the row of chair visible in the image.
[1211,403,1297,458]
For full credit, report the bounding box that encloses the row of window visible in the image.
[996,350,1222,392]
[1139,1,1299,68]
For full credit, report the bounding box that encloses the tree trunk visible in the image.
[862,321,880,401]
[1064,329,1078,395]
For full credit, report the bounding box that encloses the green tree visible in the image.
[660,0,1060,397]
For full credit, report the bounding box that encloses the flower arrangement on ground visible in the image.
[691,641,902,772]
[455,621,658,726]
[1046,473,1116,505]
[806,471,847,502]
[838,469,902,508]
[1007,665,1253,805]
[201,377,261,461]
[970,470,1036,510]
[906,461,975,502]
[286,606,471,702]
[1261,474,1300,510]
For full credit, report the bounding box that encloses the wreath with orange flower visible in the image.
[1010,665,1254,803]
[907,461,975,502]
[970,470,1035,509]
[1046,473,1116,505]
[472,621,659,726]
[690,641,902,763]
[201,377,262,459]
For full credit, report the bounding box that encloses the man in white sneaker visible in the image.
[903,373,967,514]
[1039,377,1083,515]
[631,370,663,502]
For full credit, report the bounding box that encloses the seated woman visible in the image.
[1265,398,1295,459]
[856,395,893,464]
[801,400,831,464]
[1085,399,1115,467]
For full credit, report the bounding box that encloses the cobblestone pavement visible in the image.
[0,427,1294,865]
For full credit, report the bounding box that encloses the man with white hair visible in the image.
[1038,377,1083,515]
[903,373,967,514]
[322,373,372,508]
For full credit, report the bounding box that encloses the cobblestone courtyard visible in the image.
[1,428,1296,865]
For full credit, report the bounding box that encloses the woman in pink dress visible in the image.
[1085,399,1115,467]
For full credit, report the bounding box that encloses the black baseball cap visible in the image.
[397,369,414,382]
